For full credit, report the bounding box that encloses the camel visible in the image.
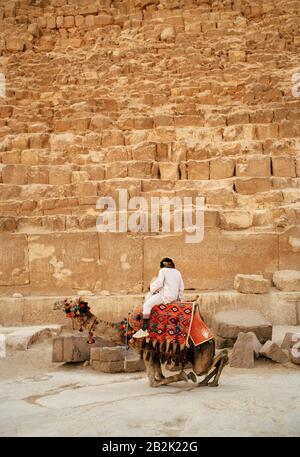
[53,297,229,388]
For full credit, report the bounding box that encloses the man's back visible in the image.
[150,267,184,303]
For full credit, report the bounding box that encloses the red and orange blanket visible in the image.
[129,301,214,355]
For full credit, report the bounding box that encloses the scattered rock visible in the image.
[248,331,263,357]
[52,336,115,363]
[230,332,255,368]
[273,270,300,292]
[5,325,62,351]
[280,332,300,349]
[124,351,145,372]
[259,340,289,363]
[213,309,272,343]
[234,274,270,294]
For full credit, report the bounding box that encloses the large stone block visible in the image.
[210,158,235,179]
[187,160,209,179]
[213,309,272,343]
[259,341,289,363]
[234,274,270,294]
[235,178,271,194]
[236,156,271,177]
[272,157,296,177]
[159,162,179,180]
[0,234,29,286]
[28,233,101,293]
[219,210,253,230]
[144,230,278,291]
[2,165,27,184]
[273,270,300,292]
[52,336,114,363]
[229,332,255,368]
[98,233,143,293]
[90,346,125,362]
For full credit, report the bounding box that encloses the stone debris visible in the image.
[259,341,289,364]
[273,271,300,292]
[229,332,255,369]
[280,332,300,365]
[52,335,115,363]
[90,346,145,373]
[234,274,270,294]
[213,309,272,345]
[3,325,62,350]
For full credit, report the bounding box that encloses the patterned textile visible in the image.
[128,301,214,354]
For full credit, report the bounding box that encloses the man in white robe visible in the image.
[133,258,184,338]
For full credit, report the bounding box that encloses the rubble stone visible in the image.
[234,274,270,294]
[259,340,289,363]
[273,270,300,292]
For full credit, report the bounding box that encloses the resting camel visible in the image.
[53,297,228,388]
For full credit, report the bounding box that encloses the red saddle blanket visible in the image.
[130,302,214,350]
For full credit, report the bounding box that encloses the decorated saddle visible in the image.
[129,301,214,360]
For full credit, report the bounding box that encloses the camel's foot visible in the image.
[197,379,209,387]
[187,372,197,383]
[208,380,219,387]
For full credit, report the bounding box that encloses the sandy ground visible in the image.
[0,328,299,437]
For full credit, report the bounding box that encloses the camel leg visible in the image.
[155,360,165,381]
[198,351,228,387]
[153,370,189,387]
[208,353,228,387]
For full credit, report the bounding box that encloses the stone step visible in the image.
[0,324,63,350]
[0,290,299,328]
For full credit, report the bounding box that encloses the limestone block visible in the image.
[134,117,154,129]
[20,149,39,165]
[236,156,271,177]
[128,161,152,178]
[49,168,71,185]
[102,131,124,146]
[219,210,253,230]
[75,15,84,27]
[0,234,29,285]
[6,39,25,52]
[296,158,300,177]
[11,136,29,149]
[71,171,90,183]
[132,142,156,160]
[82,165,105,181]
[6,325,62,351]
[28,168,49,184]
[235,178,271,194]
[85,15,95,27]
[105,162,127,179]
[28,233,101,292]
[2,165,27,184]
[259,341,289,363]
[159,162,179,180]
[124,351,145,372]
[234,274,270,294]
[91,346,125,362]
[144,231,278,291]
[280,332,300,350]
[272,157,296,177]
[187,160,209,179]
[213,309,272,343]
[95,15,114,27]
[229,332,255,368]
[273,270,300,292]
[91,360,124,373]
[98,233,143,293]
[90,115,111,130]
[210,158,235,179]
[52,336,113,363]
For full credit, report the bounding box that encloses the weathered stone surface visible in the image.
[91,360,124,373]
[0,235,29,286]
[259,340,289,363]
[234,274,270,294]
[124,351,145,372]
[28,233,101,293]
[219,211,253,230]
[273,270,300,292]
[230,332,255,368]
[280,332,300,349]
[52,336,115,363]
[213,309,272,343]
[4,325,62,350]
[90,346,125,362]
